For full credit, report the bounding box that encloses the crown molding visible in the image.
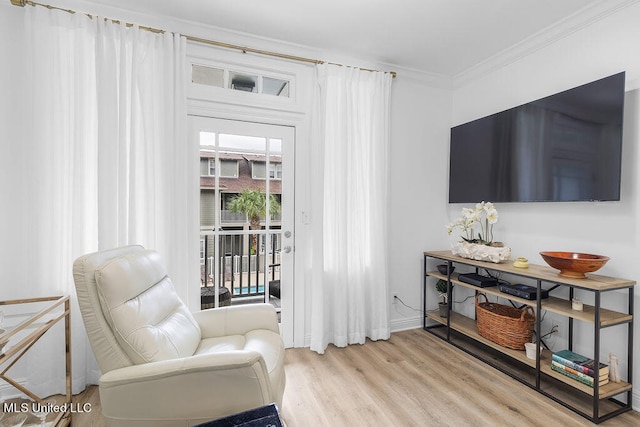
[378,63,451,89]
[453,0,640,89]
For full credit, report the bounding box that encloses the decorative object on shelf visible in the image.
[571,298,584,311]
[446,201,511,263]
[446,201,499,245]
[551,349,610,387]
[513,257,529,269]
[435,279,450,318]
[475,293,535,350]
[552,349,609,378]
[451,240,511,263]
[524,342,543,360]
[551,360,609,387]
[539,251,610,278]
[436,264,455,275]
[609,353,620,383]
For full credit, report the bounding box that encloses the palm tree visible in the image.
[228,189,281,253]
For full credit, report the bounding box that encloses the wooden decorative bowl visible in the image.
[539,251,609,278]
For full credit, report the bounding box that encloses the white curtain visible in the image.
[17,5,195,396]
[309,64,392,354]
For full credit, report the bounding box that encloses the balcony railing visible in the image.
[215,210,282,224]
[200,232,281,308]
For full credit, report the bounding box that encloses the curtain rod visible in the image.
[10,0,397,78]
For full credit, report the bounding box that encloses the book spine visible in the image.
[551,354,595,377]
[551,363,594,387]
[551,361,596,385]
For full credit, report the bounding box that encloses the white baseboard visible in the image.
[390,316,422,333]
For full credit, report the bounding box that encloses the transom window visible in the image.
[192,64,291,98]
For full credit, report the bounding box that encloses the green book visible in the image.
[552,349,608,378]
[551,361,608,386]
[551,363,600,387]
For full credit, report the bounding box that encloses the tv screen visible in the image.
[449,72,625,203]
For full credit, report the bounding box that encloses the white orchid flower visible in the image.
[446,201,499,245]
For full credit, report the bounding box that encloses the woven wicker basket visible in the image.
[475,293,535,350]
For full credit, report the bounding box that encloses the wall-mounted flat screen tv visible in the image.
[449,72,625,203]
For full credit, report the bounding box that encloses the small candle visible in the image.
[572,298,583,311]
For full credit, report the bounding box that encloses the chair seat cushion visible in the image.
[195,335,246,354]
[196,329,285,387]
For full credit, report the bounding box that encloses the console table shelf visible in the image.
[425,310,632,399]
[423,251,635,424]
[427,271,634,326]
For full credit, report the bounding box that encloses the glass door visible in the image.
[189,117,294,343]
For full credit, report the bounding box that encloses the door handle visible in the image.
[283,246,292,253]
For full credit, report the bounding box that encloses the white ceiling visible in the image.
[80,0,621,76]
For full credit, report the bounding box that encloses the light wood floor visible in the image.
[64,329,640,426]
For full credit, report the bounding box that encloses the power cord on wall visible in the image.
[394,294,474,311]
[539,325,559,340]
[534,324,559,350]
[393,296,421,312]
[453,295,475,304]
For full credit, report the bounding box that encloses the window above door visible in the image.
[192,64,291,98]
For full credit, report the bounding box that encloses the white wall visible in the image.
[451,3,640,409]
[388,72,452,330]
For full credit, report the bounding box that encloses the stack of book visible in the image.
[551,349,609,388]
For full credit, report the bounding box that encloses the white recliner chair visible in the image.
[73,245,285,426]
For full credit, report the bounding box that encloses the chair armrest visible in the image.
[192,303,279,338]
[99,351,274,423]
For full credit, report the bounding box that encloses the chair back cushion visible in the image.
[95,249,201,364]
[74,245,144,373]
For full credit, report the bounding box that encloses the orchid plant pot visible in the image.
[451,240,511,263]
